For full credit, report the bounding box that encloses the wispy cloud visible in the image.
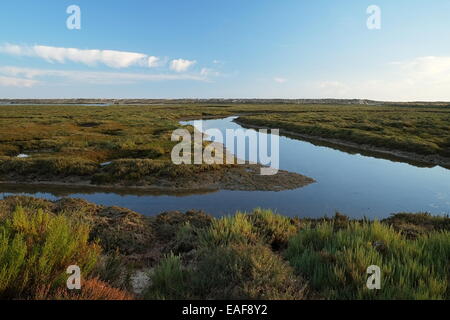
[314,56,450,101]
[0,75,39,87]
[0,66,209,86]
[170,59,196,72]
[316,81,350,96]
[0,43,161,69]
[392,56,450,85]
[274,77,287,84]
[200,68,221,77]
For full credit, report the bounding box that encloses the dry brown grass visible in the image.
[43,278,133,300]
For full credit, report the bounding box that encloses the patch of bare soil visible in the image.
[0,163,315,192]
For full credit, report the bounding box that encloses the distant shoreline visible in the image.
[234,118,450,170]
[1,98,450,107]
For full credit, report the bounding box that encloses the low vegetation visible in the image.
[0,104,231,185]
[1,103,449,185]
[0,206,101,299]
[236,105,450,159]
[0,196,448,300]
[286,221,449,299]
[145,209,306,300]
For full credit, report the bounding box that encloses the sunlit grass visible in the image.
[0,206,101,299]
[285,221,449,300]
[1,104,449,183]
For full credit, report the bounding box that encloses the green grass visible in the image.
[0,104,233,183]
[236,105,450,157]
[0,206,101,299]
[382,212,450,238]
[189,243,305,300]
[143,253,189,300]
[285,221,449,300]
[249,208,299,250]
[145,210,306,300]
[1,196,449,300]
[0,157,98,177]
[91,159,226,185]
[199,212,260,247]
[1,103,449,183]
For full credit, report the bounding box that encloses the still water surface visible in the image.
[1,117,449,218]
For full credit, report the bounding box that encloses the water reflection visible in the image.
[1,117,450,218]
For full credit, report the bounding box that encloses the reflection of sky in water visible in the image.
[2,117,450,219]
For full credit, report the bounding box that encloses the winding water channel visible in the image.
[1,116,450,219]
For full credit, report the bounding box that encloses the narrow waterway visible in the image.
[1,116,450,218]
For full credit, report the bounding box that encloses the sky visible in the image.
[1,0,450,100]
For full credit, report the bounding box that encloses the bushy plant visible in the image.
[285,221,449,300]
[191,244,306,300]
[0,157,98,178]
[249,208,299,250]
[143,253,189,300]
[92,159,226,184]
[45,278,133,300]
[144,209,309,300]
[198,212,259,247]
[199,209,299,249]
[0,206,101,299]
[383,212,450,238]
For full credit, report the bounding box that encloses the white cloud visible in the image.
[274,77,287,84]
[200,68,220,77]
[393,56,450,84]
[170,59,196,72]
[0,66,208,85]
[147,56,161,68]
[316,81,350,96]
[313,56,450,101]
[0,75,39,87]
[0,43,160,69]
[0,44,24,56]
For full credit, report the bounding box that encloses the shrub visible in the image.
[88,206,154,255]
[285,221,449,300]
[191,244,306,300]
[93,250,132,290]
[0,206,101,299]
[171,222,200,253]
[145,245,306,300]
[249,208,299,250]
[0,157,98,178]
[144,209,308,300]
[46,278,133,300]
[92,159,226,184]
[199,209,299,250]
[199,213,259,247]
[143,253,190,300]
[150,210,213,257]
[152,210,213,243]
[382,213,450,238]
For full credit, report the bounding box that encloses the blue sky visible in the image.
[1,0,450,100]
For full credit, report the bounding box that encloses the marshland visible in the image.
[0,102,449,300]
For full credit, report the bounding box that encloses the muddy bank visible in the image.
[0,163,314,193]
[139,163,315,192]
[235,119,450,169]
